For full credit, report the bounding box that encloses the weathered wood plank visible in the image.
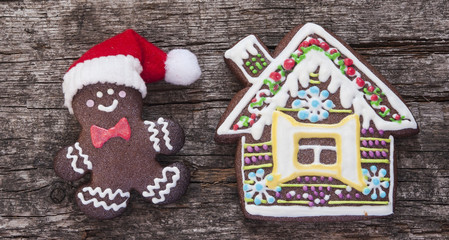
[1,0,448,239]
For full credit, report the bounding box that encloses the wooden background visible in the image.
[1,0,448,239]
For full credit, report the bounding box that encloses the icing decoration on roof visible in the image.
[218,23,417,140]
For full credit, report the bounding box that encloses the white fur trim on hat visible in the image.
[63,55,146,114]
[165,49,201,85]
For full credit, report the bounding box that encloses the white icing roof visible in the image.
[218,23,417,140]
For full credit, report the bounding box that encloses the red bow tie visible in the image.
[90,118,131,148]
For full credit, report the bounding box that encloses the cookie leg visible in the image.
[139,162,190,205]
[75,183,130,219]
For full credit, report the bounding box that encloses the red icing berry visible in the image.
[329,49,338,54]
[371,95,378,101]
[346,67,356,76]
[344,58,353,66]
[233,124,239,130]
[380,107,386,112]
[259,92,265,97]
[394,114,401,120]
[355,77,365,87]
[251,98,257,103]
[319,42,329,51]
[269,72,282,82]
[249,120,255,126]
[251,113,256,119]
[299,40,310,49]
[309,38,320,45]
[283,59,295,70]
[273,85,279,91]
[368,86,375,92]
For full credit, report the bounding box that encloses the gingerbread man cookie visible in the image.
[54,29,201,219]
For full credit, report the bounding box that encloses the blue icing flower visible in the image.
[298,110,309,120]
[292,86,335,122]
[309,86,320,95]
[298,90,307,98]
[362,166,390,200]
[243,168,277,205]
[292,99,302,108]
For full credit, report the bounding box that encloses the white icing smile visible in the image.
[98,99,118,112]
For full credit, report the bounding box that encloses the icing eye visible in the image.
[119,90,126,98]
[97,91,103,98]
[86,99,94,107]
[107,89,114,95]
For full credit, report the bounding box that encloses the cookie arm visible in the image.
[143,117,185,155]
[54,142,93,181]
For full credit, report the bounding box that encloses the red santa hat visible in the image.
[63,29,201,113]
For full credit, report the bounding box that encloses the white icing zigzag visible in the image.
[142,166,180,204]
[66,142,92,174]
[82,187,130,200]
[144,120,161,152]
[75,142,92,170]
[157,118,173,150]
[77,193,128,211]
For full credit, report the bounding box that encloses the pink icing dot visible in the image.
[338,193,343,199]
[368,140,374,146]
[264,155,270,161]
[312,176,317,181]
[246,146,253,152]
[379,130,384,135]
[318,186,323,191]
[362,151,368,157]
[286,193,292,199]
[313,191,318,196]
[251,156,257,163]
[328,177,333,181]
[263,144,268,150]
[327,186,331,191]
[369,127,374,134]
[346,194,351,199]
[361,129,367,135]
[319,192,324,197]
[362,140,368,146]
[320,176,325,181]
[276,192,280,198]
[375,140,380,146]
[381,141,387,146]
[244,157,251,164]
[355,193,361,198]
[258,155,263,161]
[296,194,301,199]
[369,151,375,158]
[308,195,313,201]
[86,99,94,107]
[320,199,325,204]
[303,186,308,191]
[308,202,314,207]
[311,186,315,191]
[305,176,310,182]
[254,146,260,152]
[119,90,126,98]
[297,177,301,182]
[376,151,381,157]
[382,151,388,157]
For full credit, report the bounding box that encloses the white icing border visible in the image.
[242,135,395,218]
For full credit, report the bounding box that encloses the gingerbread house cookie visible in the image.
[215,23,418,221]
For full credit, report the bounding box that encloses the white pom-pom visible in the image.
[165,49,201,85]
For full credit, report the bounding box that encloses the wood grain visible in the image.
[1,0,448,239]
